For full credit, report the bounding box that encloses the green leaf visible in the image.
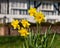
[49,33,56,48]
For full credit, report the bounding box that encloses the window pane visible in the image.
[1,3,6,14]
[42,3,45,9]
[46,3,48,9]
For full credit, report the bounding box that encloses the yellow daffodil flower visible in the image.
[11,20,19,29]
[17,25,20,29]
[21,19,30,28]
[28,7,36,16]
[18,28,29,37]
[34,11,45,24]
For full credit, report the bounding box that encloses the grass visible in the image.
[51,34,60,48]
[0,34,60,48]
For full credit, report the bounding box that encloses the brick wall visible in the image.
[0,25,60,36]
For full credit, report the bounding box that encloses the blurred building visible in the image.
[0,0,60,23]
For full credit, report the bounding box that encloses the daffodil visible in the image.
[17,25,20,29]
[28,7,36,16]
[11,20,19,29]
[21,19,30,28]
[18,28,29,37]
[34,11,45,24]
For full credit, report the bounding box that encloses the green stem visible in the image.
[36,23,39,33]
[22,42,25,48]
[39,23,41,33]
[25,38,29,48]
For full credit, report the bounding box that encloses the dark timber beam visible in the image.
[34,1,36,8]
[36,3,41,8]
[34,1,41,8]
[7,0,9,14]
[53,3,59,15]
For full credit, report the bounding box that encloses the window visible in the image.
[11,2,15,7]
[22,2,25,8]
[42,11,54,15]
[41,3,53,10]
[1,3,7,14]
[49,4,51,9]
[11,1,27,9]
[0,0,9,14]
[42,3,45,9]
[11,9,19,15]
[46,3,48,9]
[19,10,28,15]
[10,0,28,14]
[11,1,18,7]
[49,12,52,15]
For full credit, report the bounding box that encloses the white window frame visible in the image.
[9,0,28,15]
[11,0,28,9]
[40,2,54,11]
